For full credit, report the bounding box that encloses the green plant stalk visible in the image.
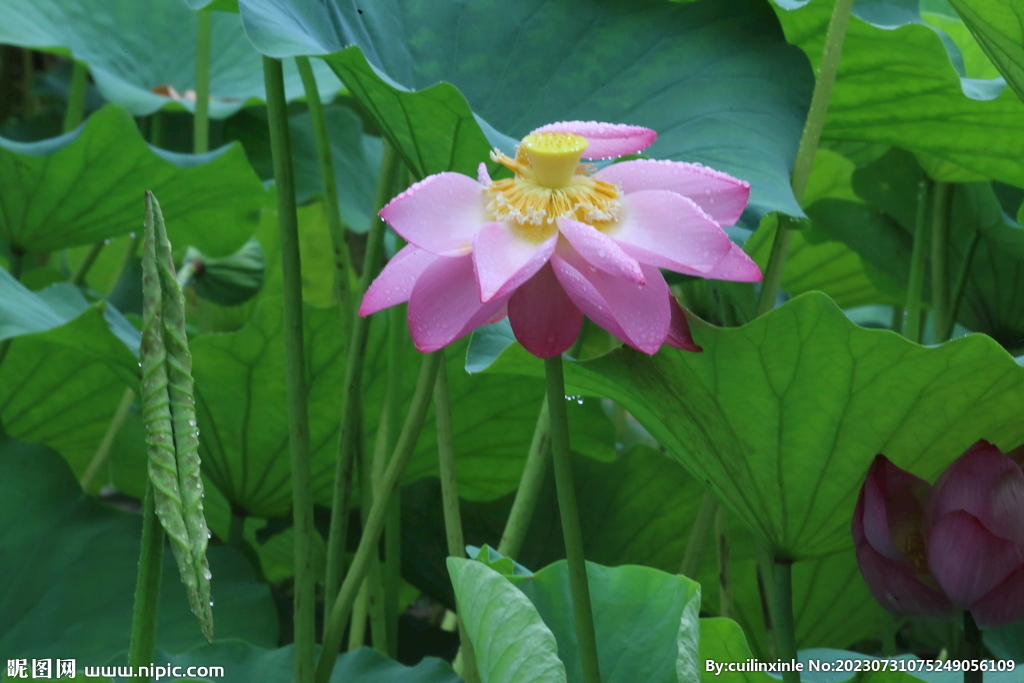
[80,387,135,490]
[905,180,932,343]
[930,182,954,342]
[7,250,24,281]
[716,505,732,618]
[62,59,88,133]
[295,56,358,308]
[434,354,480,683]
[680,491,720,579]
[128,482,165,681]
[150,110,164,148]
[756,554,777,659]
[193,9,212,155]
[382,306,405,657]
[21,49,37,118]
[71,241,106,286]
[890,306,904,336]
[963,611,983,683]
[773,558,800,683]
[109,233,141,294]
[263,56,316,683]
[939,231,980,343]
[323,142,401,624]
[348,582,370,650]
[358,440,388,653]
[545,356,602,683]
[316,352,442,683]
[227,508,245,549]
[755,0,855,316]
[497,397,550,559]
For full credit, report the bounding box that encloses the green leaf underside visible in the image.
[237,0,813,219]
[540,564,700,683]
[948,0,1024,104]
[776,0,1024,189]
[0,0,338,117]
[0,105,266,256]
[489,292,1024,559]
[485,558,702,683]
[448,558,568,683]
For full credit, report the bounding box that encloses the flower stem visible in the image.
[938,228,979,343]
[715,505,732,618]
[930,182,954,342]
[890,306,904,336]
[772,558,800,683]
[434,353,480,683]
[545,355,601,683]
[193,10,212,155]
[905,180,931,343]
[128,482,165,682]
[361,446,388,653]
[755,0,855,316]
[323,141,401,624]
[150,110,164,148]
[679,491,719,579]
[263,55,315,683]
[7,249,23,281]
[497,397,550,559]
[382,306,405,657]
[295,56,358,312]
[963,611,984,683]
[62,59,88,133]
[79,387,135,491]
[70,241,106,287]
[227,507,245,549]
[316,352,442,683]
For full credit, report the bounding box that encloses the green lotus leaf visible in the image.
[0,0,338,117]
[0,105,267,256]
[184,238,266,307]
[776,0,1024,188]
[743,149,903,309]
[236,0,813,220]
[223,103,384,232]
[191,297,613,518]
[0,433,277,664]
[487,292,1024,559]
[838,148,1024,347]
[448,557,568,683]
[0,273,142,480]
[495,559,702,683]
[947,0,1024,103]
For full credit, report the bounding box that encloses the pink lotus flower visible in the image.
[852,455,956,619]
[925,440,1024,628]
[360,121,761,357]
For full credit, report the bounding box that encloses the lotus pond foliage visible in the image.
[1,1,1023,683]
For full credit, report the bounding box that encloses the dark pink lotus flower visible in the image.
[360,121,761,357]
[852,455,957,619]
[925,440,1024,628]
